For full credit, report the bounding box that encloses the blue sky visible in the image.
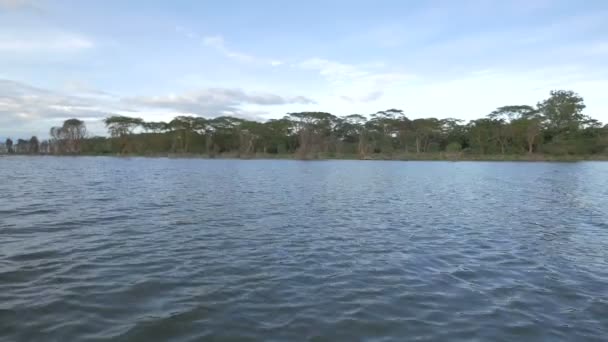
[1,0,608,138]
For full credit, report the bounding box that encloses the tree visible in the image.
[49,126,66,154]
[511,114,543,154]
[9,89,604,159]
[538,90,586,132]
[29,136,39,154]
[104,116,143,153]
[238,120,264,157]
[39,140,50,154]
[5,138,13,154]
[260,118,296,154]
[412,118,440,153]
[335,114,368,156]
[63,119,87,153]
[50,119,87,154]
[467,119,494,154]
[104,116,143,137]
[440,118,466,151]
[367,109,406,154]
[15,139,29,154]
[142,121,168,133]
[168,116,204,153]
[488,105,537,121]
[288,112,337,158]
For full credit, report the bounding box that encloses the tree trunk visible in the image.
[358,131,366,158]
[206,134,214,157]
[184,130,189,153]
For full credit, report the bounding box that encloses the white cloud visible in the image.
[202,35,253,63]
[0,30,93,52]
[299,57,412,104]
[124,88,315,117]
[202,34,282,67]
[63,80,112,97]
[0,79,129,137]
[176,28,284,67]
[0,78,317,138]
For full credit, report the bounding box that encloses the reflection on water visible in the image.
[1,157,608,341]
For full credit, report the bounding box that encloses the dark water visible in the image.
[1,157,608,341]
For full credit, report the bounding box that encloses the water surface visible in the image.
[1,157,608,341]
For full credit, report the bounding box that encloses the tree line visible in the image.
[3,90,608,159]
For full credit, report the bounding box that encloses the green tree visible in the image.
[538,90,586,132]
[15,139,29,154]
[467,119,494,154]
[142,121,168,133]
[49,119,87,154]
[22,90,606,159]
[440,118,466,151]
[5,138,13,154]
[412,118,440,153]
[62,119,87,153]
[289,112,337,158]
[29,136,39,154]
[335,114,368,156]
[104,116,143,153]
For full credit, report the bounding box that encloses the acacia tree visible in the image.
[489,105,537,122]
[440,118,465,151]
[260,118,296,154]
[29,136,39,154]
[62,119,87,153]
[50,127,63,153]
[142,121,168,133]
[104,116,143,154]
[412,118,440,153]
[39,140,50,154]
[487,105,542,153]
[289,112,337,159]
[49,126,66,154]
[15,139,29,154]
[18,88,606,158]
[5,138,13,154]
[467,119,494,154]
[538,90,586,132]
[367,109,406,154]
[335,114,367,156]
[168,116,197,153]
[523,117,542,153]
[49,119,87,154]
[238,120,264,157]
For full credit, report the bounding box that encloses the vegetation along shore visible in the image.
[2,90,607,160]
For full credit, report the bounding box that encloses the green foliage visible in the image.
[5,89,607,159]
[446,142,462,152]
[5,138,14,153]
[104,116,144,137]
[538,90,586,132]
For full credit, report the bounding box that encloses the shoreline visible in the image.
[3,153,608,162]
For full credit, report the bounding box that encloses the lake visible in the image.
[1,157,607,341]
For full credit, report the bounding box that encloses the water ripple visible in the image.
[1,158,608,341]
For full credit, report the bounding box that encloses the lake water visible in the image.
[1,157,608,341]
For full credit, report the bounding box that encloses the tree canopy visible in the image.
[4,90,608,159]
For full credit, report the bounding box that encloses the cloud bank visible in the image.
[0,79,316,137]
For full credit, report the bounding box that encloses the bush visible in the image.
[446,142,462,152]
